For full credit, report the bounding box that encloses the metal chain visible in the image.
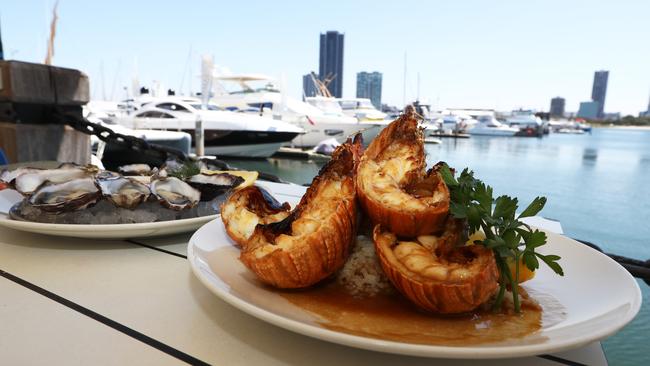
[50,108,288,183]
[51,108,189,162]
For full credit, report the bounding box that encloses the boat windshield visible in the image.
[306,99,344,114]
[190,104,222,111]
[339,99,376,110]
[219,80,280,94]
[357,99,375,109]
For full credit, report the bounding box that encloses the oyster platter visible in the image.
[0,160,258,238]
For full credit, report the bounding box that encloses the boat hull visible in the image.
[289,122,376,147]
[181,130,300,158]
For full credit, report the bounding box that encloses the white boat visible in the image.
[115,97,303,158]
[506,110,544,136]
[337,98,387,122]
[212,74,378,147]
[469,116,519,136]
[305,96,382,144]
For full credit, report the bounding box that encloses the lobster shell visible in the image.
[373,223,499,314]
[237,135,363,288]
[221,186,291,248]
[356,110,450,237]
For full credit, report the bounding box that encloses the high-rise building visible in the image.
[577,101,600,119]
[0,18,4,60]
[549,97,565,118]
[319,31,344,98]
[356,72,383,109]
[302,73,319,99]
[591,70,609,119]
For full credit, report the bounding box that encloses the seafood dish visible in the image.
[222,135,362,288]
[221,108,565,345]
[1,162,257,225]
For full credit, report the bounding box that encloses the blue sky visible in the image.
[2,0,649,115]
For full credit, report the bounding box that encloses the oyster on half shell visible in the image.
[97,176,151,209]
[150,177,200,210]
[119,164,152,176]
[28,177,100,212]
[187,172,244,201]
[14,166,98,195]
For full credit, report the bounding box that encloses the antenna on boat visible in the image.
[131,57,140,99]
[44,0,58,65]
[197,54,213,157]
[179,44,192,96]
[109,60,122,101]
[417,72,420,102]
[402,51,407,107]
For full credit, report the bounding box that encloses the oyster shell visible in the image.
[0,167,43,187]
[97,176,151,209]
[187,172,244,201]
[119,164,152,176]
[28,177,100,212]
[14,166,97,195]
[150,177,200,210]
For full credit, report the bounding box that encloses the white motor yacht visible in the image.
[469,116,519,136]
[212,74,375,147]
[305,96,382,144]
[115,97,303,158]
[506,110,544,137]
[337,98,387,123]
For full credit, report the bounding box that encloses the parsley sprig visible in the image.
[439,164,564,312]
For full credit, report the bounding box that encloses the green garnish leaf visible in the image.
[537,254,564,276]
[518,197,547,219]
[439,164,458,186]
[440,163,564,313]
[167,161,201,180]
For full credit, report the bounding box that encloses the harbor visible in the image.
[1,1,649,365]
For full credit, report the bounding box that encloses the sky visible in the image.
[2,0,649,115]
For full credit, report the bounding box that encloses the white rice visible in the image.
[336,235,394,297]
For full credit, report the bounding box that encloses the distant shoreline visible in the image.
[592,125,650,130]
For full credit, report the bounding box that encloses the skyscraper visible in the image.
[302,73,319,99]
[549,97,565,118]
[356,72,383,109]
[591,70,609,119]
[319,31,344,98]
[0,18,4,60]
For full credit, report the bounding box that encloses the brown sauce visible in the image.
[278,282,563,346]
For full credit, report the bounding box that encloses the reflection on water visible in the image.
[224,128,650,366]
[582,148,598,166]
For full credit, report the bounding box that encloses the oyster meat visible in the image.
[97,176,151,209]
[119,164,152,176]
[150,177,200,210]
[14,166,97,195]
[28,177,100,212]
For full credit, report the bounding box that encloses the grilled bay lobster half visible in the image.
[221,135,363,288]
[356,109,450,237]
[373,220,499,314]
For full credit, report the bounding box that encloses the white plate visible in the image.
[188,217,642,359]
[0,188,215,239]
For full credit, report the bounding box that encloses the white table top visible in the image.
[0,182,607,365]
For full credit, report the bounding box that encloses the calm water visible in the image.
[224,128,650,365]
